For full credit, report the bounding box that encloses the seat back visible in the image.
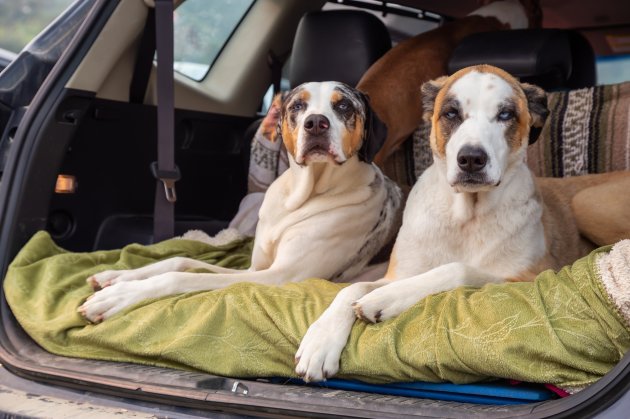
[448,29,596,90]
[246,10,392,196]
[289,10,391,87]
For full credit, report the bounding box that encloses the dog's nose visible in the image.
[304,114,330,135]
[457,146,488,173]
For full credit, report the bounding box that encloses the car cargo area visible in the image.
[2,0,630,417]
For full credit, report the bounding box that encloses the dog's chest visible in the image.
[403,170,545,277]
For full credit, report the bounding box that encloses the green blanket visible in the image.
[4,231,629,389]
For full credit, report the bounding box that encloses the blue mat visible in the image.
[272,378,556,405]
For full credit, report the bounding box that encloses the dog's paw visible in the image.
[86,269,138,290]
[352,284,416,323]
[295,318,347,383]
[78,281,149,323]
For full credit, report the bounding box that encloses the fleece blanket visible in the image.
[4,232,630,391]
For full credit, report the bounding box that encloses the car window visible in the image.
[0,0,74,53]
[597,55,630,85]
[173,0,255,81]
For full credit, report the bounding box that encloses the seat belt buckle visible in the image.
[151,161,180,203]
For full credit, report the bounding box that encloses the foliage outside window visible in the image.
[173,0,255,81]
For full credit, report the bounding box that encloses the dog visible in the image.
[294,65,630,382]
[78,81,402,323]
[358,0,543,168]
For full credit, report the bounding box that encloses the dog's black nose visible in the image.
[304,114,330,135]
[457,146,488,173]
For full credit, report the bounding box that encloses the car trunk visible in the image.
[1,0,630,417]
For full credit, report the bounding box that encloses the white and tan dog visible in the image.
[295,65,630,382]
[79,81,401,323]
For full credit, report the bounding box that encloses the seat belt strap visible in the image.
[152,0,179,242]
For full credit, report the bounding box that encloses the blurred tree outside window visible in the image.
[173,0,255,80]
[0,0,74,53]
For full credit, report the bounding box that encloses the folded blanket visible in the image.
[4,232,630,391]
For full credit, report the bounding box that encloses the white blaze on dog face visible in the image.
[280,82,366,165]
[427,66,535,192]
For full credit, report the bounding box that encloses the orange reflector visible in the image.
[55,175,77,194]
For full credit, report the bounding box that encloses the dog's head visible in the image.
[421,64,548,193]
[271,81,387,165]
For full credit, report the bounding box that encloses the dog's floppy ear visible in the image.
[421,76,448,123]
[263,93,285,143]
[357,92,388,163]
[521,83,549,145]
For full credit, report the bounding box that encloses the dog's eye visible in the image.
[290,101,305,112]
[335,99,353,112]
[443,109,459,120]
[498,110,514,121]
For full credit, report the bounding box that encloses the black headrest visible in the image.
[289,10,391,88]
[448,29,596,90]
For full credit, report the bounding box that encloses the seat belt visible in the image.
[151,0,179,242]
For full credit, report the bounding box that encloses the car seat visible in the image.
[95,10,392,250]
[447,29,596,90]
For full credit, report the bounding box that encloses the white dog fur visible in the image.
[78,81,401,323]
[295,65,630,382]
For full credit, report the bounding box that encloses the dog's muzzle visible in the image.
[303,136,332,157]
[304,114,330,136]
[453,145,493,188]
[457,145,487,173]
[300,113,338,162]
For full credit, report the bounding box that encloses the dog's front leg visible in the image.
[353,263,504,323]
[88,257,247,290]
[295,279,389,382]
[80,266,300,323]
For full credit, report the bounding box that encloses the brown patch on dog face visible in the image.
[342,117,364,157]
[331,90,342,103]
[472,66,548,148]
[496,97,530,150]
[332,85,367,158]
[297,89,311,103]
[280,116,298,157]
[281,87,311,157]
[424,65,548,154]
[432,95,464,156]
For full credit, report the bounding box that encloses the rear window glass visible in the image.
[597,55,630,85]
[173,0,255,81]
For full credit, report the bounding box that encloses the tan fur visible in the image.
[356,16,507,167]
[428,65,533,157]
[342,118,364,158]
[265,93,284,142]
[297,89,311,103]
[516,172,630,279]
[281,117,298,158]
[293,65,630,382]
[384,246,397,279]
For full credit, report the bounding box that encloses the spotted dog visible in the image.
[295,65,630,382]
[79,81,401,323]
